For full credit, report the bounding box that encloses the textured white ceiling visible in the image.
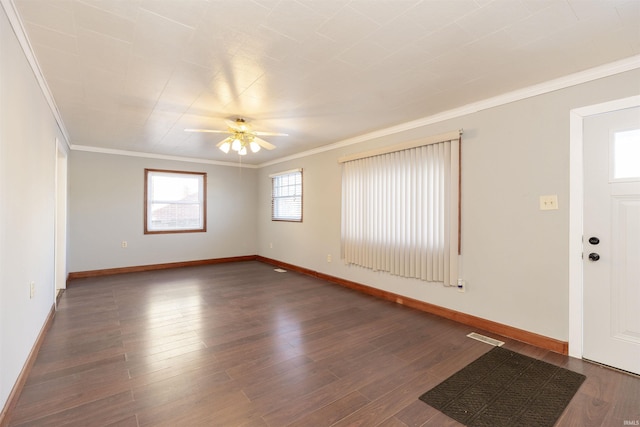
[12,0,640,165]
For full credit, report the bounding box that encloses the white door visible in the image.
[583,106,640,375]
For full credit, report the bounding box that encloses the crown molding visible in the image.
[259,54,640,168]
[71,145,258,168]
[1,0,71,149]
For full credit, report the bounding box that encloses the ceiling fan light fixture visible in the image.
[219,141,231,153]
[231,137,242,152]
[185,118,282,156]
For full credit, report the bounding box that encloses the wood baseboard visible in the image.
[256,256,568,355]
[0,305,56,427]
[67,255,258,282]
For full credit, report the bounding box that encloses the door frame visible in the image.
[568,94,640,359]
[54,138,68,303]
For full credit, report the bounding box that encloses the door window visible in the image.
[611,128,640,180]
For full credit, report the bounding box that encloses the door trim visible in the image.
[569,95,640,359]
[54,138,68,299]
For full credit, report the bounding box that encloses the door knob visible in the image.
[588,237,600,245]
[588,252,600,261]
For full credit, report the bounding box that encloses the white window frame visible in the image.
[270,168,303,222]
[144,169,206,234]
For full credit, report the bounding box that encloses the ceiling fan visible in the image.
[185,118,288,155]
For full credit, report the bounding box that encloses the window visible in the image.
[612,128,640,180]
[271,169,303,222]
[339,131,461,285]
[144,169,206,234]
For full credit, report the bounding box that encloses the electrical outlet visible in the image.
[30,282,35,299]
[539,195,558,210]
[327,254,332,263]
[121,241,128,248]
[269,242,273,249]
[457,279,466,293]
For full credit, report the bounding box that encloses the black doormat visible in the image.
[419,346,586,427]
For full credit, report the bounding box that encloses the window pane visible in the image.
[151,175,200,202]
[150,203,202,230]
[613,129,640,179]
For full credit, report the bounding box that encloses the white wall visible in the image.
[0,6,66,410]
[67,151,258,272]
[257,69,640,342]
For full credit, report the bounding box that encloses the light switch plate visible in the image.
[539,195,559,210]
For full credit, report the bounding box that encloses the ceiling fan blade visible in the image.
[225,119,249,132]
[254,137,276,150]
[225,119,239,129]
[184,128,231,134]
[254,130,289,136]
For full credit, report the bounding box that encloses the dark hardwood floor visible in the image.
[6,261,639,426]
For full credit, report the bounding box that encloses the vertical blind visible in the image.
[339,132,460,285]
